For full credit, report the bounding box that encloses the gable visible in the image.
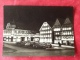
[52,19,61,28]
[39,22,52,31]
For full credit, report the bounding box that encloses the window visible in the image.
[22,31,24,34]
[49,30,52,33]
[68,27,71,30]
[69,32,71,35]
[55,37,58,39]
[54,28,60,31]
[49,34,51,37]
[64,28,66,30]
[47,27,49,29]
[55,32,57,35]
[3,37,6,41]
[64,32,65,35]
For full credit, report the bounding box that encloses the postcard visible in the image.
[3,6,75,56]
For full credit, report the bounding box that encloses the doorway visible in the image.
[21,37,25,41]
[11,37,13,42]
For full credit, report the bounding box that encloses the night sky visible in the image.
[4,6,73,32]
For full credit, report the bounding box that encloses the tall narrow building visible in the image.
[52,19,61,44]
[39,22,52,43]
[61,18,74,45]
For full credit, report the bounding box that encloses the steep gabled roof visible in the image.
[64,18,71,24]
[39,22,52,31]
[52,19,61,28]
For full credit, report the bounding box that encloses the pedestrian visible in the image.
[58,42,61,47]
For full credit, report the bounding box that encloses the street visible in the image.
[3,43,75,56]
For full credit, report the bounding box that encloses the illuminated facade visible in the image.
[33,33,40,42]
[39,22,52,43]
[52,19,61,44]
[3,23,36,43]
[3,18,74,45]
[61,18,74,45]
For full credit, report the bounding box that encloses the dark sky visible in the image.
[4,6,73,32]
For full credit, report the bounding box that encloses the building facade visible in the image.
[3,23,36,43]
[39,22,52,43]
[33,33,40,42]
[61,18,74,45]
[52,19,62,44]
[3,18,74,46]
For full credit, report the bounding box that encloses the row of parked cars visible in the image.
[16,41,52,49]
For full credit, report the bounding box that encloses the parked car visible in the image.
[16,42,21,46]
[16,41,27,46]
[25,41,31,47]
[32,42,52,48]
[43,43,52,48]
[32,42,43,48]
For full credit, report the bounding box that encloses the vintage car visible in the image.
[16,41,27,46]
[32,42,52,48]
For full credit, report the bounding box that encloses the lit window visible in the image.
[56,37,58,39]
[48,35,49,37]
[56,28,58,31]
[45,27,47,30]
[47,31,49,33]
[50,34,51,37]
[63,28,64,30]
[57,32,59,35]
[67,32,69,35]
[42,28,45,30]
[68,27,71,30]
[44,23,48,26]
[73,36,74,39]
[64,32,65,35]
[58,28,60,31]
[53,28,56,31]
[64,28,67,30]
[50,31,52,33]
[69,32,71,35]
[43,35,45,37]
[46,31,48,33]
[66,32,67,35]
[45,35,47,37]
[54,28,60,31]
[66,28,67,30]
[47,27,49,29]
[43,28,44,30]
[55,33,57,35]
